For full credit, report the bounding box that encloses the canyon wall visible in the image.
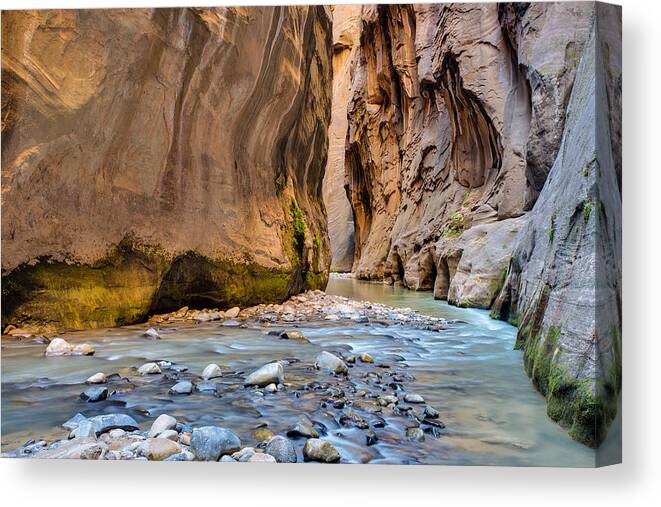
[322,5,361,272]
[338,3,621,449]
[1,6,333,332]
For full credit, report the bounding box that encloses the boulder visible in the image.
[70,420,97,439]
[314,351,348,375]
[303,438,340,463]
[265,436,297,463]
[148,414,177,438]
[201,363,223,380]
[190,426,241,461]
[244,362,285,387]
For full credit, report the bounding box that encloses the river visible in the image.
[1,276,594,466]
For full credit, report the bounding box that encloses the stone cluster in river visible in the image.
[5,291,447,462]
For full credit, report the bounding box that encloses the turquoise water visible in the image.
[1,277,595,465]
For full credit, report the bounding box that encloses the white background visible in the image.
[1,0,658,505]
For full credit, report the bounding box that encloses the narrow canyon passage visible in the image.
[1,3,621,464]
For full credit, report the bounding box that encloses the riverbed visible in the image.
[1,276,594,466]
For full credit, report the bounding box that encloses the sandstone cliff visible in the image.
[1,6,333,331]
[335,3,621,449]
[322,5,361,272]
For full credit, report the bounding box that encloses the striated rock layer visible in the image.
[492,3,622,455]
[1,6,333,332]
[341,3,621,450]
[322,5,361,272]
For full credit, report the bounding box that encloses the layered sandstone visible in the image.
[322,5,361,272]
[1,6,333,331]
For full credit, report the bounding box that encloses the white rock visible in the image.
[142,327,161,340]
[224,307,241,319]
[244,362,285,387]
[148,414,177,438]
[85,372,106,384]
[138,362,161,375]
[201,363,223,380]
[45,338,71,356]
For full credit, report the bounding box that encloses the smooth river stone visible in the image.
[148,414,177,438]
[265,436,297,463]
[190,426,241,461]
[201,363,222,380]
[85,372,106,384]
[314,351,348,375]
[137,362,161,375]
[303,439,341,463]
[244,362,285,387]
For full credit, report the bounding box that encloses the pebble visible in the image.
[359,353,374,363]
[405,427,425,441]
[264,383,278,394]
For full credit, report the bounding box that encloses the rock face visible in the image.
[322,5,362,272]
[336,3,621,450]
[1,6,333,332]
[343,3,592,307]
[492,4,622,452]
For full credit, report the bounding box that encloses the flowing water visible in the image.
[1,277,594,466]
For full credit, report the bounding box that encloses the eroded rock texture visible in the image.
[322,5,361,272]
[492,3,622,453]
[1,6,333,331]
[342,3,621,449]
[345,3,593,308]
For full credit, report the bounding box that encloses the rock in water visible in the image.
[137,362,162,375]
[62,413,88,431]
[80,386,108,402]
[85,372,106,384]
[286,416,319,439]
[70,420,97,439]
[88,414,139,435]
[169,381,193,395]
[148,438,181,461]
[403,393,425,404]
[265,436,297,463]
[359,352,374,363]
[142,327,161,340]
[190,426,241,461]
[148,414,177,438]
[314,351,348,375]
[244,362,285,387]
[303,439,340,463]
[201,363,222,380]
[406,427,425,442]
[224,307,241,319]
[45,338,95,356]
[279,330,310,343]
